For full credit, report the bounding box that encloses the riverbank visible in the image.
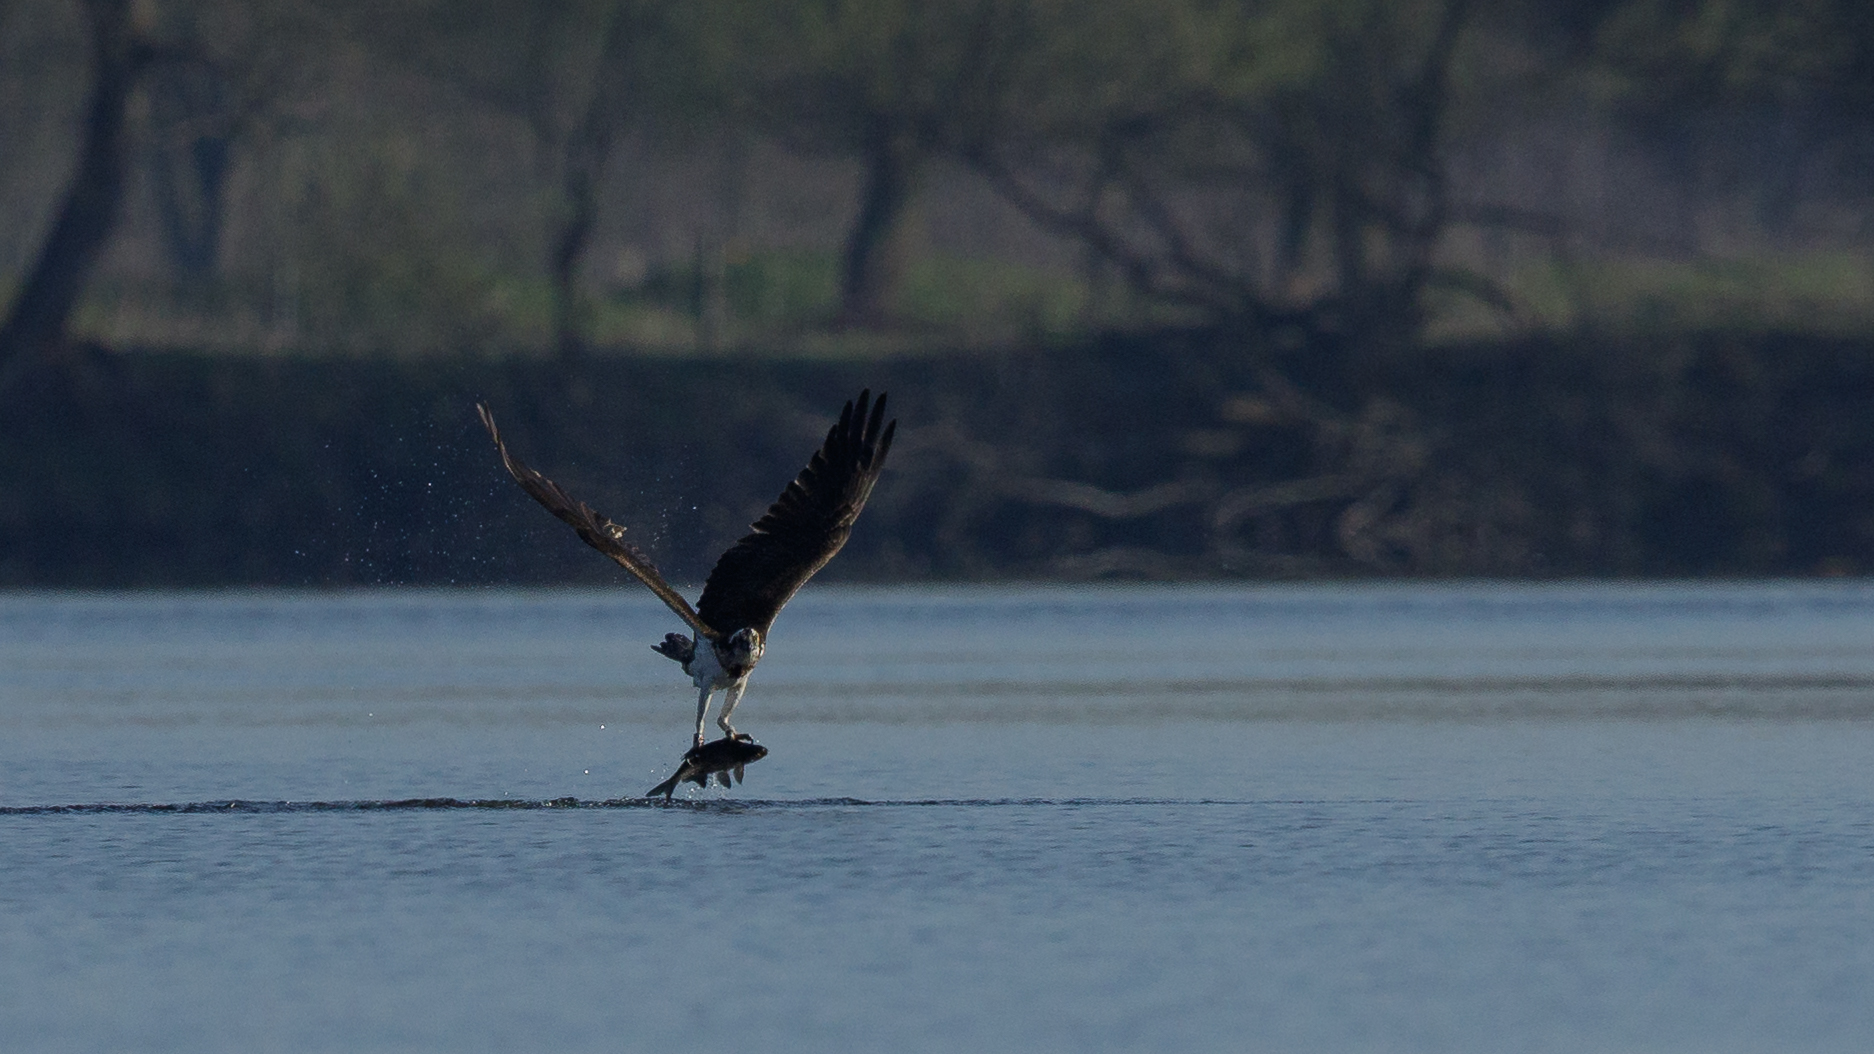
[3,327,1871,585]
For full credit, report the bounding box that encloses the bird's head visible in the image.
[716,626,764,675]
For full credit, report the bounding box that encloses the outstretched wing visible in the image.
[477,403,716,641]
[697,390,896,635]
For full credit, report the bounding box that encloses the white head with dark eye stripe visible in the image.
[716,626,764,676]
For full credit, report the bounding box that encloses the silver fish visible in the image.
[646,735,770,800]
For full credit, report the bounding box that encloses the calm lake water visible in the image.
[2,582,1872,1053]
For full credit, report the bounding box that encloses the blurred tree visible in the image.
[715,0,1037,327]
[364,0,702,359]
[1588,0,1874,241]
[145,53,233,279]
[973,0,1482,352]
[143,3,322,281]
[1593,0,1873,100]
[0,0,321,384]
[0,0,149,385]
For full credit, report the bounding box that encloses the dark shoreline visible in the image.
[4,328,1872,586]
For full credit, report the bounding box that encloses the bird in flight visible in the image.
[477,391,895,749]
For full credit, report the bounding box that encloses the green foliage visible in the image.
[10,0,1874,362]
[290,138,531,354]
[898,254,1086,335]
[1593,0,1871,102]
[615,249,837,322]
[1525,253,1874,337]
[603,247,1088,348]
[722,250,841,323]
[708,0,1030,147]
[979,0,1483,346]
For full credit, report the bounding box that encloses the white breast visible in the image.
[686,639,738,690]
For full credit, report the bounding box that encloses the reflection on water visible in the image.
[1,583,1872,1053]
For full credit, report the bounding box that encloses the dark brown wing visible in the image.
[477,403,716,641]
[697,390,896,635]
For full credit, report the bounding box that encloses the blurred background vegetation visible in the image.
[4,0,1874,584]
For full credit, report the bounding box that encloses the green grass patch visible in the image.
[1430,251,1874,342]
[603,247,1095,351]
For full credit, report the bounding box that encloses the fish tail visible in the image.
[646,773,681,800]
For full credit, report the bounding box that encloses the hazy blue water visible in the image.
[2,582,1872,1053]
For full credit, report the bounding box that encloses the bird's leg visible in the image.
[693,686,714,749]
[716,681,747,740]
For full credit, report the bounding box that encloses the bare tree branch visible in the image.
[1006,477,1212,519]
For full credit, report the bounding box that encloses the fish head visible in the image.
[720,735,768,765]
[689,735,769,768]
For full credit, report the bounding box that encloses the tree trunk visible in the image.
[147,57,235,280]
[548,145,602,361]
[548,2,637,362]
[839,118,921,328]
[0,0,149,378]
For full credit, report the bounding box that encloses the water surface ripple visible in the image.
[3,582,1873,1053]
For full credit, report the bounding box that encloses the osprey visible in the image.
[477,391,895,748]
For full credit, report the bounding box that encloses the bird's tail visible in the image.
[652,633,695,667]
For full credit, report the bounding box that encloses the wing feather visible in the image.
[477,403,716,640]
[697,390,896,635]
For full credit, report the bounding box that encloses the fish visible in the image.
[645,735,770,800]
